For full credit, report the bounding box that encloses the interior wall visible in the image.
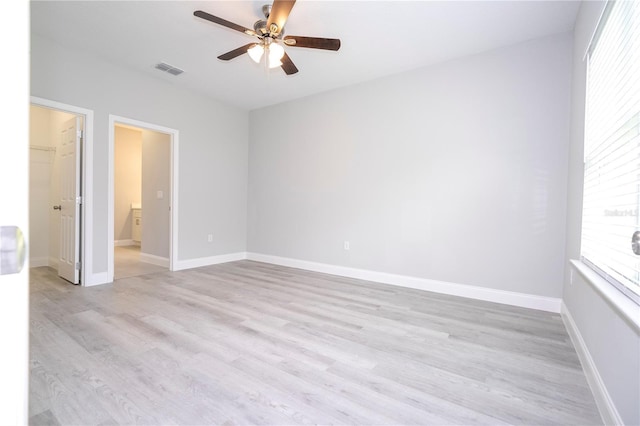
[141,129,170,259]
[31,34,249,277]
[563,2,640,424]
[28,105,53,266]
[114,126,142,243]
[248,32,572,299]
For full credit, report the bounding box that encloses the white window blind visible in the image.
[583,0,640,304]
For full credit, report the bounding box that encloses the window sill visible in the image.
[570,259,640,332]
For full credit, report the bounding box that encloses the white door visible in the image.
[0,151,29,424]
[0,0,29,420]
[58,117,81,284]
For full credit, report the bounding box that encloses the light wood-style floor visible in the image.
[114,245,166,280]
[29,261,602,425]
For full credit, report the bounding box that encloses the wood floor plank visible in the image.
[325,360,509,425]
[29,262,602,425]
[186,352,346,425]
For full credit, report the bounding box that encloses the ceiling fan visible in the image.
[194,0,341,75]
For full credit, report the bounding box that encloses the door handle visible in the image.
[53,205,61,210]
[632,231,640,255]
[0,226,26,275]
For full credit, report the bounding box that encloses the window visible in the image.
[582,0,640,305]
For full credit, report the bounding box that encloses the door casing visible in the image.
[108,114,179,281]
[30,96,95,286]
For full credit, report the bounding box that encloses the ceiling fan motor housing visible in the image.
[254,20,284,37]
[254,19,268,35]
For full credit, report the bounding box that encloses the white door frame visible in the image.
[108,114,179,280]
[30,96,95,287]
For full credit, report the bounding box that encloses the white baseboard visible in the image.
[84,252,245,285]
[114,239,137,247]
[139,252,170,268]
[561,302,619,426]
[173,252,247,271]
[30,258,106,286]
[48,256,59,269]
[29,257,50,268]
[89,247,563,312]
[246,252,561,313]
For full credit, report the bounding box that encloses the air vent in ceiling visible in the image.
[154,62,184,76]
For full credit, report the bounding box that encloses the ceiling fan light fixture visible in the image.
[268,59,283,69]
[247,44,264,63]
[267,42,285,68]
[269,42,285,60]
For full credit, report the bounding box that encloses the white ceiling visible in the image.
[30,1,580,110]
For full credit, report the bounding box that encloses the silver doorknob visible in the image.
[53,205,61,210]
[632,231,640,255]
[0,226,26,275]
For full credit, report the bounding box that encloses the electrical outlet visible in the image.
[207,234,213,243]
[343,241,350,250]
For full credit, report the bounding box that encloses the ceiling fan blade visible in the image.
[194,10,255,36]
[266,0,296,34]
[217,43,257,61]
[283,36,341,51]
[280,52,299,75]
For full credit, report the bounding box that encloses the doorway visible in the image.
[108,115,179,281]
[29,104,85,284]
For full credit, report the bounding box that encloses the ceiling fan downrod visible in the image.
[254,4,283,38]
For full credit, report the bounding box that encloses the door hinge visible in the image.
[77,130,83,139]
[75,262,81,270]
[76,196,82,205]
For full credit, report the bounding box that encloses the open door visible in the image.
[0,0,29,419]
[57,116,81,284]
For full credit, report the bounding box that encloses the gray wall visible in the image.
[563,2,640,424]
[141,129,171,259]
[248,33,572,298]
[114,126,142,242]
[29,106,54,265]
[31,34,249,275]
